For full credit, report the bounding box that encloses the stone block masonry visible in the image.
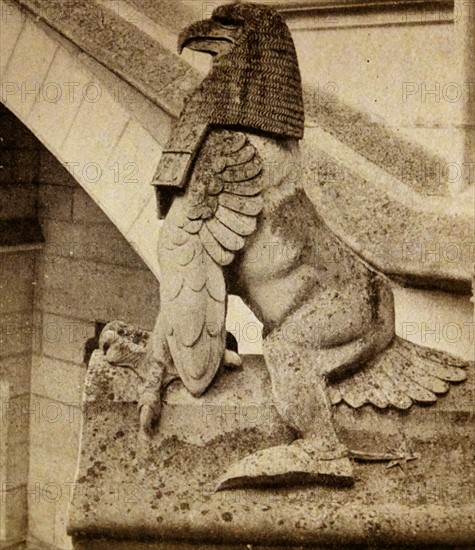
[27,121,160,549]
[0,101,161,548]
[0,103,42,547]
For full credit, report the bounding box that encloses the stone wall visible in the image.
[0,106,161,549]
[0,103,41,546]
[27,146,160,549]
[293,20,457,163]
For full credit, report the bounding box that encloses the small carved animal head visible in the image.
[178,2,304,140]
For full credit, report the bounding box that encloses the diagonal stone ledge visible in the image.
[303,130,475,291]
[4,0,473,291]
[15,0,453,196]
[15,0,195,117]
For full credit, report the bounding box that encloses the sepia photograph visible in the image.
[0,0,474,548]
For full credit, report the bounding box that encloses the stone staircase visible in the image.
[2,0,472,291]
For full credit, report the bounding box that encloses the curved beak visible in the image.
[178,19,239,56]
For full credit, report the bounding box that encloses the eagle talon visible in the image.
[224,349,243,369]
[386,453,420,470]
[139,404,156,438]
[215,441,354,491]
[348,449,421,470]
[138,397,162,437]
[138,371,164,437]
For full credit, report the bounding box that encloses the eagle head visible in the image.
[177,2,304,140]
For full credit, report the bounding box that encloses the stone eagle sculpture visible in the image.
[100,2,472,489]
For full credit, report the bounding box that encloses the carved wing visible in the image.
[158,130,264,396]
[328,336,470,410]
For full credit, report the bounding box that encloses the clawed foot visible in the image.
[215,440,354,491]
[223,349,242,369]
[215,441,422,490]
[137,348,240,438]
[348,449,420,470]
[99,321,150,375]
[138,394,162,438]
[139,403,160,438]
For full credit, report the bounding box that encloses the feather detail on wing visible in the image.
[329,336,471,410]
[158,129,264,396]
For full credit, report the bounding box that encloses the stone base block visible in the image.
[68,351,474,547]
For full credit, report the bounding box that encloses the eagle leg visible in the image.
[216,328,356,490]
[97,320,173,437]
[137,318,242,437]
[137,314,177,437]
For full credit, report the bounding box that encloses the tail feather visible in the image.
[330,337,471,410]
[399,337,471,370]
[397,355,449,395]
[363,370,390,409]
[382,359,438,404]
[417,360,467,383]
[373,366,413,410]
[401,344,470,383]
[338,370,370,408]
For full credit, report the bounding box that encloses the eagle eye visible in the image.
[213,15,241,28]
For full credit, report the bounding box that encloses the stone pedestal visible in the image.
[68,351,474,548]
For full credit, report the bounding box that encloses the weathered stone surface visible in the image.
[0,186,38,221]
[303,144,475,290]
[1,541,51,549]
[16,0,192,114]
[304,91,450,196]
[73,541,307,550]
[69,352,474,547]
[38,256,160,328]
[125,0,203,36]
